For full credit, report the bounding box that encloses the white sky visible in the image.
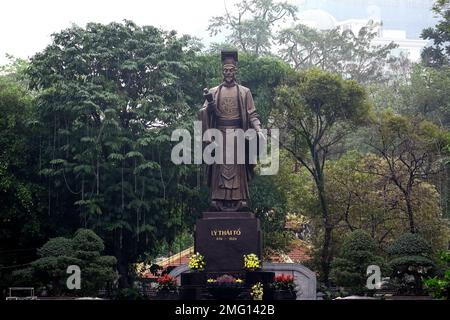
[0,0,261,65]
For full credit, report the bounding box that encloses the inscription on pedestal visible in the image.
[195,212,261,272]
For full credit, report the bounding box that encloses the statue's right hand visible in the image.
[203,88,214,103]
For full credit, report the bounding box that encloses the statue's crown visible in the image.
[221,50,238,66]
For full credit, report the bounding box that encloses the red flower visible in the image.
[274,274,294,283]
[156,274,178,290]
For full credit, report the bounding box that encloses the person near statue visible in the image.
[198,50,263,212]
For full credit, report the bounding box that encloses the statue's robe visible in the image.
[198,83,261,203]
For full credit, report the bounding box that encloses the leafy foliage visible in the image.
[368,112,450,233]
[273,68,371,284]
[278,21,398,84]
[330,230,385,295]
[208,0,297,56]
[13,229,117,296]
[387,233,435,295]
[424,251,450,299]
[421,0,450,67]
[26,21,205,287]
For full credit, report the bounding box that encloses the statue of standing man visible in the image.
[198,50,263,212]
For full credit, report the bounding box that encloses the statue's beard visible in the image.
[223,76,235,85]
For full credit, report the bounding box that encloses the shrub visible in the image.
[388,233,435,295]
[330,230,385,295]
[13,228,118,297]
[424,251,450,299]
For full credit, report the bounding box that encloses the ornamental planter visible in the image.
[155,290,179,300]
[207,286,244,300]
[273,290,297,300]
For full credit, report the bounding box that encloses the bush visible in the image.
[330,230,386,295]
[424,251,450,299]
[388,233,435,295]
[38,237,74,257]
[13,229,118,297]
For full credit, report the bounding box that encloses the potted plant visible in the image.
[250,282,264,300]
[183,252,207,286]
[271,274,297,300]
[189,252,206,272]
[243,253,274,287]
[155,274,179,300]
[207,274,244,300]
[243,253,261,272]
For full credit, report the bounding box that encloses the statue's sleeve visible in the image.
[245,90,261,130]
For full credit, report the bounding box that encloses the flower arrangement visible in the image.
[207,274,244,300]
[156,274,178,292]
[243,253,260,271]
[271,274,296,292]
[188,252,205,271]
[251,282,264,300]
[207,274,244,287]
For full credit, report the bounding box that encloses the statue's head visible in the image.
[221,50,238,85]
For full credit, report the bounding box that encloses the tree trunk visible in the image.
[314,154,332,286]
[405,193,416,233]
[321,225,332,286]
[114,229,130,289]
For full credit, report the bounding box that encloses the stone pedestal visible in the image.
[178,211,277,300]
[194,212,262,272]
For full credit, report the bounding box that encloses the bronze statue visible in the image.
[199,50,262,212]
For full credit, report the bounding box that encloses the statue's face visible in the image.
[223,65,236,84]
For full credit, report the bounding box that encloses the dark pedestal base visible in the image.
[180,270,275,300]
[155,290,179,300]
[245,271,275,286]
[272,290,297,300]
[195,212,262,272]
[182,211,271,300]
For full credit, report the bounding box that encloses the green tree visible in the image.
[207,0,297,56]
[13,229,117,297]
[272,68,371,285]
[368,112,449,233]
[424,250,450,299]
[277,21,398,84]
[27,21,203,287]
[399,65,450,127]
[326,152,449,250]
[250,174,293,256]
[330,230,385,295]
[421,0,450,67]
[0,64,50,298]
[388,233,435,295]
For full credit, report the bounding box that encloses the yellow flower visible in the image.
[207,278,216,283]
[235,278,243,283]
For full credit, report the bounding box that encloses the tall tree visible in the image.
[326,151,449,250]
[421,0,450,67]
[27,21,203,287]
[207,0,297,56]
[277,21,398,84]
[368,112,449,233]
[272,68,371,284]
[0,61,49,296]
[398,65,450,128]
